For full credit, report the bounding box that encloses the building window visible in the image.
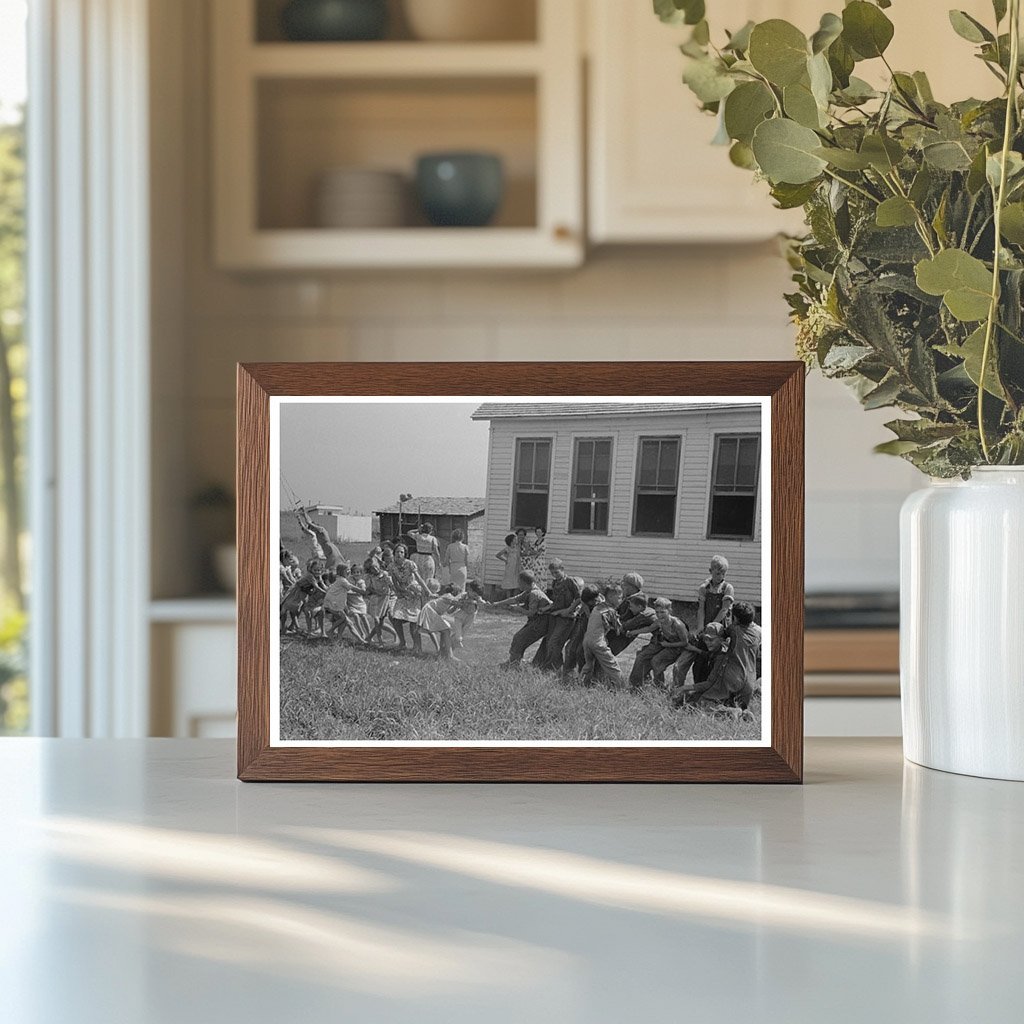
[570,438,612,533]
[512,438,551,530]
[632,437,680,535]
[708,434,760,539]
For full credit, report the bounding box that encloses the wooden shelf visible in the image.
[249,42,544,78]
[218,226,580,270]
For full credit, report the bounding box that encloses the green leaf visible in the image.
[993,0,1008,24]
[939,325,1006,398]
[948,10,994,44]
[770,180,820,209]
[682,57,736,104]
[915,249,994,322]
[784,80,824,129]
[827,36,855,89]
[862,374,903,409]
[723,81,775,144]
[810,12,843,54]
[986,150,1024,191]
[913,71,935,104]
[1000,203,1024,245]
[874,439,922,455]
[724,20,755,53]
[808,51,833,109]
[748,20,809,87]
[922,140,973,171]
[860,133,904,173]
[909,164,933,205]
[814,146,872,170]
[653,0,705,26]
[967,144,991,194]
[876,197,918,228]
[884,418,963,443]
[691,19,710,45]
[729,140,757,169]
[751,118,828,184]
[842,1,895,59]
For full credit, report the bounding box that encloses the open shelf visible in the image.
[213,0,582,268]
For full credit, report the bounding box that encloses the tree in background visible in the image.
[0,107,27,733]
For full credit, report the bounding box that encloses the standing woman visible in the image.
[413,522,442,580]
[389,543,430,652]
[522,526,550,590]
[443,528,470,592]
[495,532,521,597]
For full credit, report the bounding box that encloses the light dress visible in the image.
[418,595,459,634]
[445,541,470,592]
[391,560,423,622]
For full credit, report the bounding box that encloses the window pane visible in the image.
[710,495,756,538]
[657,440,678,488]
[593,441,611,484]
[594,501,609,533]
[715,437,738,488]
[639,440,658,486]
[517,441,534,487]
[513,491,548,531]
[533,441,550,484]
[737,436,759,488]
[634,493,675,534]
[576,440,593,483]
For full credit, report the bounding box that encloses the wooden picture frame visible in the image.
[237,362,804,782]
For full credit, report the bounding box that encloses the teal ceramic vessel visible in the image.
[415,152,505,227]
[281,0,388,42]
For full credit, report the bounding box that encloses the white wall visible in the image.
[155,0,921,599]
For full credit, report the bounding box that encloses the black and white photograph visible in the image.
[270,396,770,746]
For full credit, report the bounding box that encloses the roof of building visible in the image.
[471,402,761,420]
[307,504,370,517]
[374,497,486,517]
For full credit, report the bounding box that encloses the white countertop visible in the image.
[1,738,1020,1023]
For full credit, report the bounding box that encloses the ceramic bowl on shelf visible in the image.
[402,0,534,42]
[414,152,504,227]
[315,167,407,229]
[280,0,388,42]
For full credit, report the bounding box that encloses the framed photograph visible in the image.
[237,362,804,782]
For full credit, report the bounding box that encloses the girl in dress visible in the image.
[443,528,470,592]
[363,556,398,646]
[495,532,521,597]
[412,523,442,580]
[388,543,430,652]
[417,587,463,661]
[452,579,488,649]
[522,526,550,590]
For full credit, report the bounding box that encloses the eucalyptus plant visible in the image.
[657,0,1024,476]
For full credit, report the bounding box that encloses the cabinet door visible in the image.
[588,0,810,243]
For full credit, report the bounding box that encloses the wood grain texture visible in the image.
[236,361,805,783]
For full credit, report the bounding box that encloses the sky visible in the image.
[0,1,27,123]
[279,401,491,513]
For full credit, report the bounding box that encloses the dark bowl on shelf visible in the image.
[280,0,388,42]
[415,152,505,228]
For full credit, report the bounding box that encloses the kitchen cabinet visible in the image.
[211,0,583,269]
[587,0,999,244]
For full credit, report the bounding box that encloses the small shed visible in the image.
[374,497,487,573]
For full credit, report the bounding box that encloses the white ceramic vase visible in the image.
[900,467,1024,781]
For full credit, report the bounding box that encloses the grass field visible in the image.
[279,610,761,743]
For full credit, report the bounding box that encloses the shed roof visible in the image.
[470,402,761,420]
[374,497,486,517]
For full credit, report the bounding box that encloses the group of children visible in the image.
[494,553,760,713]
[280,508,760,713]
[280,512,486,661]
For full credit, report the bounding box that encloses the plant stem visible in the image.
[979,0,1021,462]
[822,167,880,205]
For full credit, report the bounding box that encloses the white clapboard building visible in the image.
[471,402,763,607]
